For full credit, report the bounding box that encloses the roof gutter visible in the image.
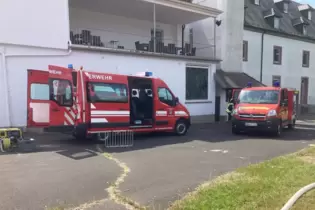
[260,30,266,82]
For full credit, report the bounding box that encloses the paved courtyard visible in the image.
[0,120,315,210]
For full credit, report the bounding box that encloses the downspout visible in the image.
[0,41,72,127]
[260,30,266,82]
[182,24,186,54]
[0,50,12,127]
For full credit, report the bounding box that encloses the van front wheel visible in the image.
[174,120,188,136]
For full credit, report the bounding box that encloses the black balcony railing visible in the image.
[70,28,215,58]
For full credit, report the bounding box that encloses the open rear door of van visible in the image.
[47,65,75,132]
[27,69,50,127]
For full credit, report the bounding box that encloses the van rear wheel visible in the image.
[175,120,188,136]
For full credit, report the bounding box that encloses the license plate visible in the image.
[245,122,257,127]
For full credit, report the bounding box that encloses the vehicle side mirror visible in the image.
[174,97,179,106]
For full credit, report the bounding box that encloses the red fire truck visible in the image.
[231,82,298,137]
[27,65,191,140]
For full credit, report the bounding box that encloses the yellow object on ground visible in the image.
[0,128,23,150]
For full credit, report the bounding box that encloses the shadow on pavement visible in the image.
[2,121,314,156]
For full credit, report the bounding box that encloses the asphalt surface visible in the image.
[1,119,315,210]
[0,134,121,210]
[104,120,315,209]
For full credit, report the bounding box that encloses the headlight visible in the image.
[267,110,277,116]
[232,108,238,115]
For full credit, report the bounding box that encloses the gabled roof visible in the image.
[244,0,315,40]
[214,69,265,89]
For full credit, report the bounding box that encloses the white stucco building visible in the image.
[189,0,315,118]
[243,0,315,113]
[0,0,222,128]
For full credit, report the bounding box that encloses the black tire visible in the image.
[288,120,296,130]
[232,127,241,135]
[174,120,188,136]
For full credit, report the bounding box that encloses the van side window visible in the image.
[87,82,128,103]
[158,87,173,106]
[49,79,73,107]
[30,83,49,100]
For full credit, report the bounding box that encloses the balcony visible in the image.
[69,0,222,59]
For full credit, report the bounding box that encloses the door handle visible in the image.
[52,108,60,112]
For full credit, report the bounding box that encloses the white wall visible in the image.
[0,45,216,127]
[189,0,244,71]
[0,0,70,49]
[69,8,179,51]
[243,29,315,104]
[242,30,262,81]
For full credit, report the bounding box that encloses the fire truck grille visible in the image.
[239,113,266,119]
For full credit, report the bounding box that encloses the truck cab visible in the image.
[231,82,297,136]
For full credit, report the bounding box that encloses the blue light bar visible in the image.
[247,82,252,87]
[68,64,73,69]
[145,72,153,77]
[273,81,280,87]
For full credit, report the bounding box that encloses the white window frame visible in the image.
[283,3,289,13]
[274,17,280,29]
[308,10,312,20]
[185,65,211,103]
[254,0,260,5]
[303,25,307,35]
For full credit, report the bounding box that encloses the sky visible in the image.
[296,0,315,6]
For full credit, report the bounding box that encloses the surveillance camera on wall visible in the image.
[216,20,222,26]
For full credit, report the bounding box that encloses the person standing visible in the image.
[226,98,234,122]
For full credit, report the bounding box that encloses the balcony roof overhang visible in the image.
[69,0,222,25]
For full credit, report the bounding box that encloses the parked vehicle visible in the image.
[27,65,191,141]
[231,82,298,136]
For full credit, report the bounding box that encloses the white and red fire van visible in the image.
[27,65,191,140]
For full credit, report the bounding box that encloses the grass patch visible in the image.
[170,146,315,210]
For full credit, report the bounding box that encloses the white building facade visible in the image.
[0,0,222,128]
[188,0,315,118]
[243,0,315,111]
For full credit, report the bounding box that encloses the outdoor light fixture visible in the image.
[216,20,222,26]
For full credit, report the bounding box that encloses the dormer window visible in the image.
[298,4,314,21]
[292,17,309,35]
[274,17,280,29]
[254,0,260,5]
[274,0,291,13]
[263,8,282,29]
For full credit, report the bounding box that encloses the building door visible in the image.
[215,96,221,122]
[300,77,309,105]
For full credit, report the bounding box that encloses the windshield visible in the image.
[238,90,279,104]
[233,90,241,101]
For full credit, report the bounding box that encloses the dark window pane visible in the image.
[185,67,208,100]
